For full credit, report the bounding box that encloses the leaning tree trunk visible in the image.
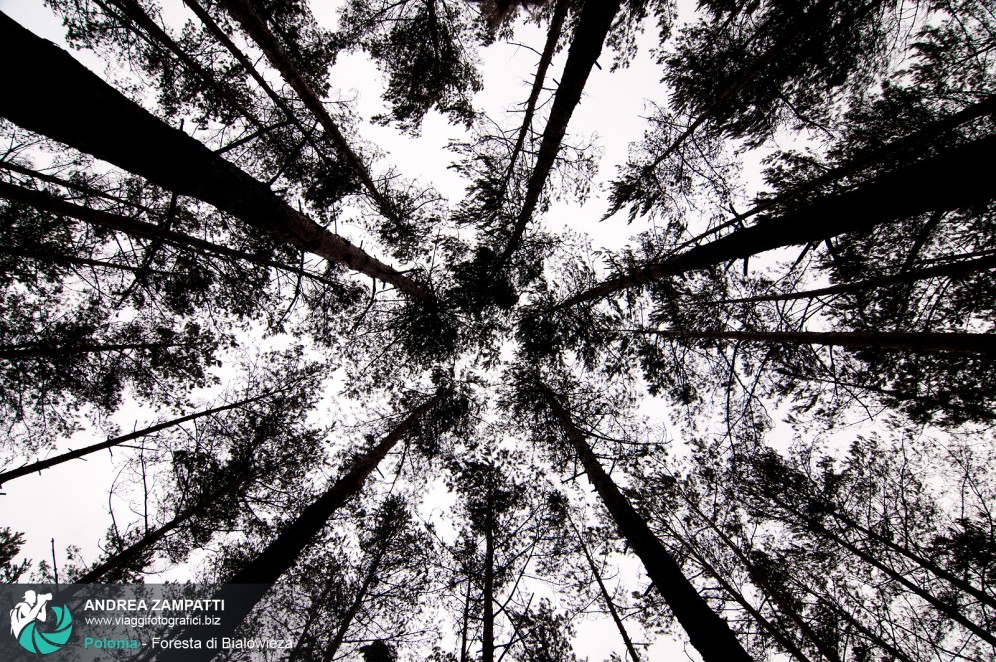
[155,395,441,662]
[0,13,426,299]
[626,328,996,357]
[682,93,996,249]
[0,341,184,361]
[540,384,752,662]
[710,252,996,305]
[495,0,570,208]
[73,477,246,584]
[560,132,996,308]
[759,496,996,648]
[663,522,814,662]
[0,179,342,289]
[0,392,274,485]
[498,0,622,266]
[570,518,642,662]
[214,0,397,222]
[321,521,396,662]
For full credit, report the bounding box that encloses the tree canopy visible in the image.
[1,0,994,660]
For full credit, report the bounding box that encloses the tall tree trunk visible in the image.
[0,179,341,289]
[675,490,842,662]
[784,489,996,611]
[459,572,473,662]
[495,0,570,207]
[99,0,264,128]
[680,93,996,250]
[559,132,996,308]
[0,392,274,485]
[760,497,996,648]
[74,477,246,584]
[213,0,397,222]
[0,341,183,361]
[570,518,642,662]
[626,329,996,357]
[156,394,440,662]
[498,0,622,266]
[540,384,752,662]
[663,522,814,662]
[321,525,394,662]
[0,13,427,299]
[709,252,996,305]
[181,0,342,176]
[482,488,496,662]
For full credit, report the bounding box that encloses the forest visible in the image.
[0,0,994,660]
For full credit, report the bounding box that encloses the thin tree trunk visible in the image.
[73,477,245,584]
[709,253,996,305]
[495,0,570,206]
[214,0,397,222]
[540,384,752,662]
[559,132,996,308]
[0,244,174,277]
[0,13,427,299]
[675,490,842,662]
[570,518,642,662]
[321,509,399,662]
[0,341,183,361]
[100,0,264,128]
[155,394,441,662]
[790,490,996,611]
[626,329,996,357]
[762,498,996,647]
[0,392,274,485]
[663,522,814,662]
[482,489,496,662]
[498,0,622,266]
[459,572,472,662]
[0,179,342,289]
[0,159,151,212]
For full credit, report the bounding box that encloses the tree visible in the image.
[2,0,995,660]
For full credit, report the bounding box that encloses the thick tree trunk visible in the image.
[0,392,273,485]
[0,13,426,299]
[560,132,996,308]
[156,395,440,662]
[0,341,183,361]
[710,252,996,305]
[540,384,752,662]
[571,519,642,662]
[682,93,996,250]
[0,179,341,289]
[627,328,996,357]
[498,0,622,265]
[213,0,397,222]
